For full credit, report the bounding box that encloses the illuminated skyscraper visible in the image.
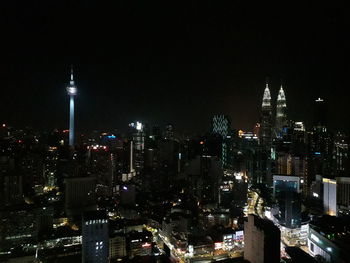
[333,132,349,175]
[212,115,231,170]
[66,67,77,147]
[259,82,273,185]
[275,85,287,138]
[129,121,145,174]
[260,83,272,146]
[82,211,109,263]
[212,115,230,138]
[323,178,337,216]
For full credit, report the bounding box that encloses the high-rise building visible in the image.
[308,98,333,183]
[278,191,301,228]
[212,115,231,170]
[260,83,272,147]
[291,122,307,156]
[276,153,292,175]
[333,132,349,175]
[313,98,327,132]
[336,177,350,215]
[129,121,145,174]
[244,214,280,263]
[66,67,77,147]
[323,178,337,216]
[313,176,350,216]
[259,83,273,185]
[64,177,96,215]
[275,85,287,138]
[212,115,230,138]
[276,154,307,183]
[222,136,234,170]
[82,211,109,263]
[273,174,301,197]
[273,175,302,228]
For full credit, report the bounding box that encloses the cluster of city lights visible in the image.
[87,145,108,151]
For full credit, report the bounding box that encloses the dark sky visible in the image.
[0,1,349,133]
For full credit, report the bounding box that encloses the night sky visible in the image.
[1,1,348,133]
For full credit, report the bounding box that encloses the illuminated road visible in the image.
[247,189,310,259]
[146,224,243,262]
[246,189,263,217]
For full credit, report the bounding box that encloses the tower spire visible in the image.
[70,65,75,85]
[262,82,271,108]
[276,84,287,138]
[265,76,269,86]
[260,80,272,145]
[277,85,286,103]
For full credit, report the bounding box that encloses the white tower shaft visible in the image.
[69,96,75,146]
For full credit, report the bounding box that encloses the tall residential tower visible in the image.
[66,67,77,147]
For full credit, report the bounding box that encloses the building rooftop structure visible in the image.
[308,215,350,262]
[83,210,108,221]
[244,214,280,263]
[310,215,350,243]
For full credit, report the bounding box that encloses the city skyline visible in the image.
[0,2,348,132]
[1,2,349,263]
[0,68,345,134]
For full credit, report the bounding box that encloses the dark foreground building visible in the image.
[244,214,280,263]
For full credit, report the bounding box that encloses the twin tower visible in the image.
[260,82,287,146]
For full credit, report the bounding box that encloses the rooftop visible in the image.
[83,210,108,221]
